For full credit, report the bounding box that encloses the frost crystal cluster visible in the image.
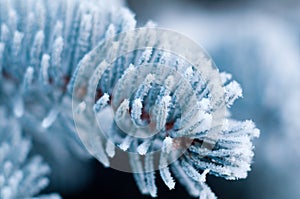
[0,108,60,199]
[71,29,260,198]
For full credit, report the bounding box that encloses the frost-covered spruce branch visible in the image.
[0,0,136,150]
[0,0,137,191]
[71,29,260,198]
[0,0,260,198]
[0,108,60,199]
